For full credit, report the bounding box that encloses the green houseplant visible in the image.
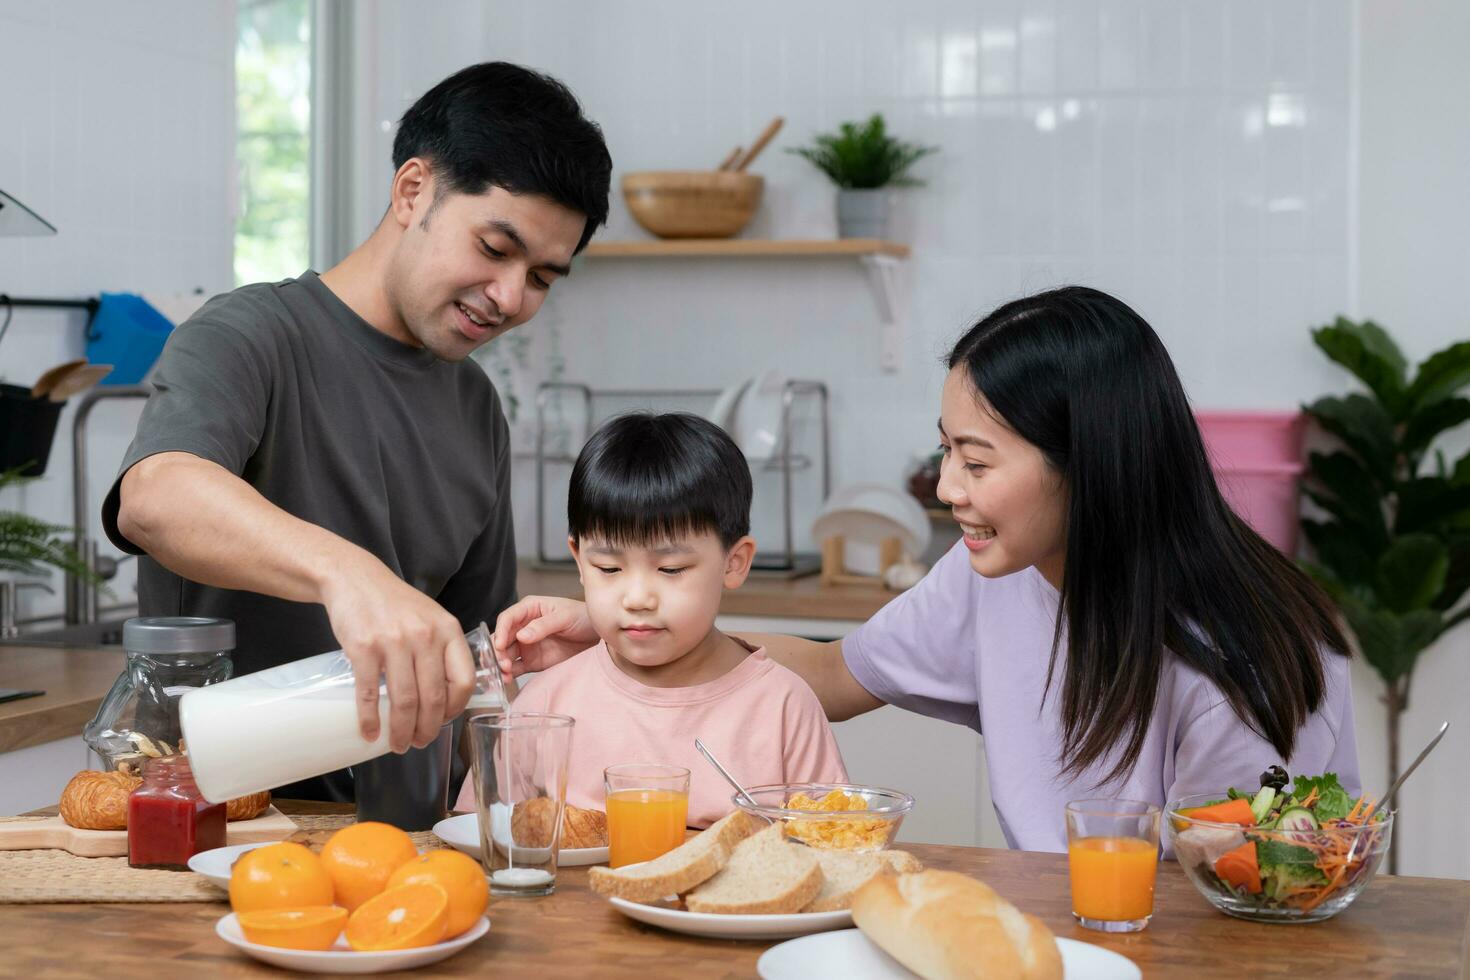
[1300,317,1470,872]
[788,114,936,239]
[1,466,97,584]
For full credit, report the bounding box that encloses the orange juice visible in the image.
[1067,836,1158,921]
[606,789,689,868]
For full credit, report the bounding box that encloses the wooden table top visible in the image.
[4,801,1467,978]
[0,644,123,754]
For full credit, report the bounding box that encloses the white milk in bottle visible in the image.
[180,622,503,803]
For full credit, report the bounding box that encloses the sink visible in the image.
[0,618,132,647]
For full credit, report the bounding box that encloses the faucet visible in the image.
[66,385,151,625]
[1,581,54,639]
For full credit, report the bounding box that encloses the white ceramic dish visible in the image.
[189,840,279,889]
[432,811,609,867]
[756,928,1140,980]
[706,378,752,434]
[729,369,789,461]
[810,483,932,574]
[215,912,489,975]
[606,894,852,941]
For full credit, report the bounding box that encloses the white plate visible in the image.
[706,378,752,434]
[729,369,789,462]
[216,912,488,975]
[189,841,280,889]
[607,895,852,941]
[757,929,1140,980]
[432,811,609,867]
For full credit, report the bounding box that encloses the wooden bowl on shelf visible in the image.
[621,171,763,239]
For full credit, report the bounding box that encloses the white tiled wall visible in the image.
[0,1,236,622]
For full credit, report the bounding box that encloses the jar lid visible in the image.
[123,617,235,654]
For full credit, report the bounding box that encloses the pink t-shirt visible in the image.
[453,641,848,827]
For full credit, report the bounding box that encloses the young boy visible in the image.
[455,412,847,826]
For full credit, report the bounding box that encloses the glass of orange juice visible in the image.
[604,764,691,868]
[1065,799,1161,932]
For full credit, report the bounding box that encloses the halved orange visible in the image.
[237,905,348,951]
[385,849,488,938]
[319,821,420,911]
[344,882,450,951]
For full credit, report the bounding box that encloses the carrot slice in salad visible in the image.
[1181,798,1257,828]
[1214,841,1262,894]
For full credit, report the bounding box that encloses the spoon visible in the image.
[1345,720,1448,862]
[693,738,770,821]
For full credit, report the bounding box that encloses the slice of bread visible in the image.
[589,809,757,904]
[798,848,928,913]
[685,824,824,915]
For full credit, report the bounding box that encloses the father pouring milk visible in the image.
[102,63,613,803]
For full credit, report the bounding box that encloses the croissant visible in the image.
[509,798,609,849]
[561,804,609,849]
[59,769,140,830]
[226,790,271,822]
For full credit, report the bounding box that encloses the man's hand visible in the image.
[491,595,597,681]
[322,560,476,753]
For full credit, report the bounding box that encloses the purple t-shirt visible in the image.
[843,541,1361,853]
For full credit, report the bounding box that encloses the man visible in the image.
[103,62,612,800]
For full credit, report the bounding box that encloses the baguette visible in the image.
[589,810,755,903]
[851,870,1063,980]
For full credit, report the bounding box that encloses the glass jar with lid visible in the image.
[83,617,234,775]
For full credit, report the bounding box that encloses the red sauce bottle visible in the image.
[127,755,226,870]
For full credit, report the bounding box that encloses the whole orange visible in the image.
[229,842,335,913]
[385,849,488,937]
[318,821,419,911]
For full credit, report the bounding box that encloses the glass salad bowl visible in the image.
[1166,792,1392,923]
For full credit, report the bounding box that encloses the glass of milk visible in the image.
[179,622,502,804]
[467,712,575,896]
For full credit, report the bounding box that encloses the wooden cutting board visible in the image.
[0,806,296,857]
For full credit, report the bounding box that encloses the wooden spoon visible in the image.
[716,146,743,171]
[733,117,785,172]
[47,363,112,402]
[30,359,86,398]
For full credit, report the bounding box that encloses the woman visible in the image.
[493,286,1360,851]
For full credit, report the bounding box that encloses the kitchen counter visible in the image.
[0,645,122,754]
[4,800,1469,977]
[0,564,893,758]
[517,559,898,622]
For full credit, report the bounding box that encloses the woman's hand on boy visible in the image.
[493,595,598,679]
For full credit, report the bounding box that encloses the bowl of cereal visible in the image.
[732,783,913,852]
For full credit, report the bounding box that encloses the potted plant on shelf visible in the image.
[1,466,99,634]
[788,114,937,239]
[1298,316,1470,872]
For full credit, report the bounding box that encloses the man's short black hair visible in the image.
[569,413,753,550]
[393,61,612,253]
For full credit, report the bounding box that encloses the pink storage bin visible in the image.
[1195,411,1305,555]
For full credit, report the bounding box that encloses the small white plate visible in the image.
[432,811,609,867]
[607,895,852,941]
[729,369,789,462]
[215,912,489,975]
[757,929,1141,980]
[189,841,279,889]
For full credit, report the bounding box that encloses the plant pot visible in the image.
[0,383,64,476]
[837,188,891,239]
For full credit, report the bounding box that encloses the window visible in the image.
[234,0,312,286]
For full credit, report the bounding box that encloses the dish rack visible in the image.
[533,380,831,576]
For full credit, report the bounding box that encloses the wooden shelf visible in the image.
[583,238,910,259]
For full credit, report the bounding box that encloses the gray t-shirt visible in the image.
[103,270,517,679]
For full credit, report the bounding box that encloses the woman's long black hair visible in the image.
[948,286,1349,784]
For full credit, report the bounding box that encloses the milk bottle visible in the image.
[180,622,505,803]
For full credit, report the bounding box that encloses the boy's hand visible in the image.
[493,595,597,680]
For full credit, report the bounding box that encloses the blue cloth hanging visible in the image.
[85,292,175,385]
